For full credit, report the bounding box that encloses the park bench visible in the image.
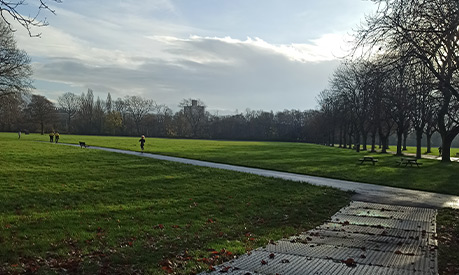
[359,156,378,165]
[396,157,422,168]
[79,141,87,148]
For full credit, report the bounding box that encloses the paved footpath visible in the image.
[66,144,459,209]
[63,144,458,274]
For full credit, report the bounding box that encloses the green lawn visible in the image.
[25,133,459,196]
[0,133,351,274]
[437,208,459,274]
[387,146,459,157]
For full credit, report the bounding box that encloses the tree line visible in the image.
[316,0,459,162]
[1,88,329,143]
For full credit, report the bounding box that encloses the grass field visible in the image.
[0,133,351,274]
[387,146,459,157]
[24,133,459,196]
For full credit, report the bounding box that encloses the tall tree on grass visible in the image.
[78,89,94,134]
[57,92,78,133]
[355,0,459,162]
[27,94,55,134]
[0,19,32,99]
[125,95,154,135]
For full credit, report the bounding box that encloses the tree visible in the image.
[125,95,154,135]
[57,92,78,133]
[0,93,25,131]
[105,92,112,113]
[93,96,105,134]
[77,89,94,134]
[0,0,62,36]
[355,0,459,162]
[26,94,55,134]
[0,19,32,99]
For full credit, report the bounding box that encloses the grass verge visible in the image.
[437,208,459,275]
[0,134,351,274]
[22,133,459,196]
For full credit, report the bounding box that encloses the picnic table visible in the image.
[358,156,378,165]
[396,157,422,167]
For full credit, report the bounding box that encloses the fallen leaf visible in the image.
[342,258,357,267]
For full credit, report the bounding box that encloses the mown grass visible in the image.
[387,146,459,157]
[25,133,459,196]
[437,208,459,275]
[0,133,351,274]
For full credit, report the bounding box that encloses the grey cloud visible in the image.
[34,37,340,113]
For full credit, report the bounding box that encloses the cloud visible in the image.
[30,34,341,113]
[10,0,367,113]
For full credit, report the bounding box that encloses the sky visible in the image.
[11,0,377,114]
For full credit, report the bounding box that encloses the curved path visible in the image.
[63,143,459,209]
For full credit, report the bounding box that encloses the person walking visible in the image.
[18,131,21,139]
[49,131,54,142]
[55,132,60,143]
[139,135,146,152]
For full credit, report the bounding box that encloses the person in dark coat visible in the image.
[139,135,146,152]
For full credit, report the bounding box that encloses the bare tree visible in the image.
[57,92,78,133]
[354,0,459,162]
[125,95,154,135]
[26,94,55,134]
[0,19,32,98]
[77,89,94,134]
[0,0,62,36]
[0,93,25,131]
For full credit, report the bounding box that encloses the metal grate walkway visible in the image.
[203,201,437,275]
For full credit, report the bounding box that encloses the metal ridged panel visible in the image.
[339,207,436,222]
[330,213,435,232]
[262,241,436,272]
[285,231,436,254]
[200,201,438,275]
[205,250,436,275]
[308,227,437,245]
[348,201,436,213]
[317,223,431,237]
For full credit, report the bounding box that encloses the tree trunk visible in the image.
[348,132,352,149]
[426,132,432,153]
[355,133,360,152]
[402,131,408,151]
[381,136,388,153]
[338,126,343,148]
[362,132,367,151]
[415,128,422,159]
[370,132,376,153]
[396,130,403,156]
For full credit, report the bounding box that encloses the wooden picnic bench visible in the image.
[396,157,422,167]
[359,156,378,165]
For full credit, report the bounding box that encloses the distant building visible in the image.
[184,100,205,118]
